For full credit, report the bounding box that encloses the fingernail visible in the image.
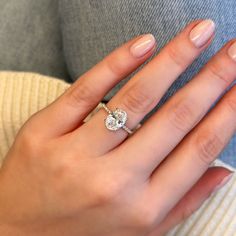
[212,172,234,194]
[228,41,236,61]
[189,19,215,48]
[130,34,156,57]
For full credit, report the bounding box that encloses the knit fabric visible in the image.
[0,71,235,236]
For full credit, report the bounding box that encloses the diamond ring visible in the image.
[101,103,133,134]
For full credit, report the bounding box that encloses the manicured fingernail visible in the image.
[189,19,215,48]
[130,34,156,57]
[228,41,236,61]
[212,172,234,194]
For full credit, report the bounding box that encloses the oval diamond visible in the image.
[105,114,118,131]
[113,109,127,127]
[105,108,127,131]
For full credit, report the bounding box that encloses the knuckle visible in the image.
[67,79,96,107]
[50,160,74,193]
[105,53,126,77]
[166,44,187,70]
[168,99,198,133]
[16,126,42,157]
[122,82,155,114]
[194,131,225,165]
[94,187,116,205]
[207,62,230,85]
[90,177,123,206]
[131,205,157,229]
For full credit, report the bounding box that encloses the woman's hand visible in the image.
[0,19,235,236]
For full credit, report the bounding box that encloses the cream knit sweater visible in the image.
[0,71,235,236]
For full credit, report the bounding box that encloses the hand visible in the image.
[0,19,235,236]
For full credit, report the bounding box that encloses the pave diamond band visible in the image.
[101,103,133,134]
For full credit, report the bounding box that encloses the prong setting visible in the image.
[101,103,133,134]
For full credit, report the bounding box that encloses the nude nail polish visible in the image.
[189,19,216,48]
[212,172,234,195]
[228,41,236,61]
[130,34,156,57]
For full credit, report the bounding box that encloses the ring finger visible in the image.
[76,19,215,156]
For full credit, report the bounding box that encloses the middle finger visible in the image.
[76,19,215,156]
[114,38,236,176]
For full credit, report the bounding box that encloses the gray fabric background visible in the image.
[0,0,70,81]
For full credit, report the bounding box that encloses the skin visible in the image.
[0,20,235,235]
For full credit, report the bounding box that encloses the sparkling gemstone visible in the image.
[105,108,127,131]
[105,115,117,130]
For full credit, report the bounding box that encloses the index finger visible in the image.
[25,34,156,138]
